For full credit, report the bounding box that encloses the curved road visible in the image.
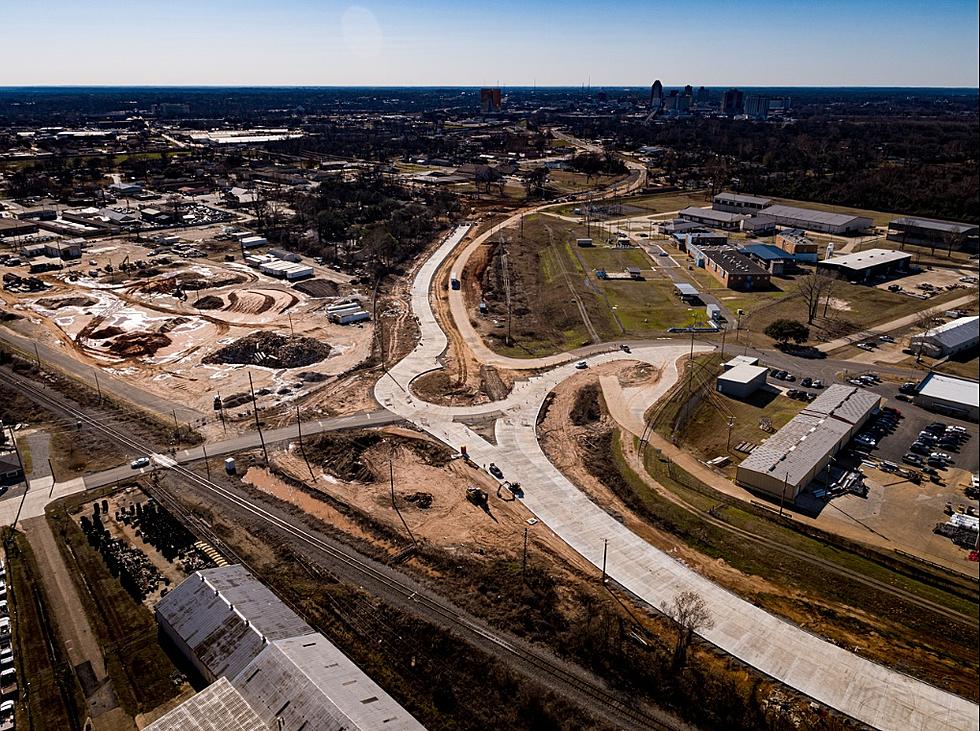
[375,224,979,731]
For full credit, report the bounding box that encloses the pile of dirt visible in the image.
[203,332,331,369]
[221,393,252,409]
[180,273,246,291]
[36,296,97,310]
[193,295,224,310]
[89,326,125,340]
[107,332,172,357]
[0,310,23,322]
[305,432,385,482]
[405,492,433,509]
[293,279,340,298]
[158,316,191,334]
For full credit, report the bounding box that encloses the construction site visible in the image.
[0,235,374,423]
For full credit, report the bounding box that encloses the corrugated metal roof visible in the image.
[679,206,746,223]
[801,384,881,425]
[917,373,980,409]
[714,192,772,206]
[760,204,872,228]
[914,316,979,351]
[819,248,911,271]
[144,677,266,731]
[739,385,879,487]
[891,217,979,236]
[718,363,767,384]
[235,634,426,731]
[156,565,313,680]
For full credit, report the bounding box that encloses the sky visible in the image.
[0,0,977,87]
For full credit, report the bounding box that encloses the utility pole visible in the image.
[296,405,315,482]
[93,369,103,404]
[10,428,31,532]
[600,538,608,585]
[287,312,295,337]
[720,326,727,358]
[202,443,211,482]
[726,417,736,452]
[522,526,529,582]
[172,409,180,447]
[33,342,41,370]
[248,371,268,463]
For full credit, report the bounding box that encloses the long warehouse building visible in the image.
[149,565,425,731]
[736,385,881,501]
[909,316,979,359]
[758,204,873,235]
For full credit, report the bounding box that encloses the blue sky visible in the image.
[1,0,977,86]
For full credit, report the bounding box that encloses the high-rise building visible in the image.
[683,84,693,96]
[479,88,502,114]
[721,88,744,116]
[744,94,770,120]
[650,79,663,108]
[696,86,710,105]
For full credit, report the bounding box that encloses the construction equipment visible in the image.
[466,486,489,509]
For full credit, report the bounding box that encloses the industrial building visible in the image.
[686,243,771,290]
[0,218,39,238]
[716,363,768,398]
[149,565,425,731]
[758,204,873,235]
[887,217,979,250]
[673,282,701,303]
[774,229,818,262]
[816,248,912,282]
[678,207,746,231]
[736,385,881,500]
[913,373,979,422]
[0,448,24,486]
[909,316,979,359]
[712,192,773,215]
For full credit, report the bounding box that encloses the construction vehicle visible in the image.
[466,486,489,509]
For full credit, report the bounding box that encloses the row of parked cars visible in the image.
[903,422,970,472]
[0,557,15,729]
[853,406,902,452]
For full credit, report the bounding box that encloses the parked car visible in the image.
[801,377,813,388]
[488,463,503,479]
[909,442,931,455]
[895,393,914,402]
[899,382,918,394]
[878,334,896,343]
[930,451,952,462]
[902,453,924,466]
[812,379,824,389]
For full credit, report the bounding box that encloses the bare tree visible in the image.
[660,590,715,670]
[797,270,836,324]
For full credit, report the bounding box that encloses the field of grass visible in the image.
[552,189,710,218]
[547,170,626,195]
[575,246,650,272]
[2,529,87,731]
[599,277,699,333]
[46,487,183,717]
[678,389,806,465]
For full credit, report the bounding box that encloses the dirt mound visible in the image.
[194,295,224,310]
[203,331,331,369]
[571,383,604,426]
[89,326,125,340]
[181,273,245,291]
[107,332,172,357]
[158,317,191,334]
[305,432,384,482]
[293,279,340,298]
[36,296,97,310]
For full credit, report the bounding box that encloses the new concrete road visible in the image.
[0,407,400,525]
[375,224,980,731]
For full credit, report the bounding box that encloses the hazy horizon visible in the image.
[1,1,977,87]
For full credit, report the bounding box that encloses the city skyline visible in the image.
[0,0,977,87]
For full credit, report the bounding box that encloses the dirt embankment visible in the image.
[204,331,331,368]
[36,295,98,310]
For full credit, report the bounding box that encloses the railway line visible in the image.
[7,370,682,731]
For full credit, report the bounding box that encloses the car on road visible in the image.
[619,344,631,353]
[130,456,151,469]
[878,335,896,343]
[856,342,875,351]
[659,250,669,257]
[488,463,503,479]
[575,361,588,369]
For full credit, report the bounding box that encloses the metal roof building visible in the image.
[150,566,427,731]
[234,634,425,731]
[678,206,747,231]
[887,217,979,248]
[736,385,880,500]
[716,363,768,398]
[909,316,979,359]
[914,373,980,422]
[712,191,772,214]
[759,204,873,234]
[155,564,314,682]
[816,248,912,282]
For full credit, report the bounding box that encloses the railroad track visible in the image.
[9,372,679,731]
